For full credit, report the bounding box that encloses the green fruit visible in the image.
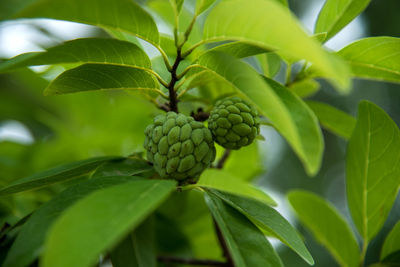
[144,112,216,182]
[208,96,260,150]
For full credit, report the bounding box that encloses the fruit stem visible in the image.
[216,149,231,169]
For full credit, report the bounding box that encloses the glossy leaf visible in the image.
[187,169,276,206]
[338,37,400,83]
[209,190,314,265]
[205,192,283,267]
[306,101,356,140]
[315,0,370,41]
[381,221,400,261]
[3,176,141,267]
[44,64,159,96]
[197,52,324,175]
[42,179,176,267]
[11,0,160,45]
[203,41,270,59]
[0,156,122,196]
[289,79,320,98]
[288,190,360,267]
[203,0,350,90]
[347,101,400,241]
[0,38,151,73]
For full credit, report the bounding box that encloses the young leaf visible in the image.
[3,176,142,267]
[315,0,370,41]
[44,64,159,96]
[0,156,123,196]
[203,0,350,90]
[257,53,282,79]
[195,0,216,15]
[0,38,151,73]
[209,190,314,265]
[203,41,270,59]
[347,101,400,242]
[205,192,283,267]
[338,37,400,84]
[288,190,360,267]
[41,179,176,267]
[11,0,160,45]
[381,221,400,261]
[197,52,324,176]
[186,169,276,206]
[306,101,356,140]
[289,79,320,98]
[170,0,184,14]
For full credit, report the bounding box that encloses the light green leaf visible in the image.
[315,0,370,41]
[42,179,176,267]
[257,53,281,78]
[306,101,356,140]
[170,0,184,14]
[288,190,360,267]
[338,37,400,83]
[205,192,283,267]
[186,168,276,206]
[203,41,270,59]
[0,156,122,196]
[210,190,314,265]
[347,101,400,241]
[0,38,151,73]
[197,52,324,175]
[12,0,159,45]
[289,79,320,98]
[195,0,216,15]
[44,64,159,96]
[381,221,400,261]
[3,176,142,267]
[203,0,350,90]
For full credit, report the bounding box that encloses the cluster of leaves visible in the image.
[0,0,399,266]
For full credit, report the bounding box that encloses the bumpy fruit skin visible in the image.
[208,96,260,150]
[144,112,216,182]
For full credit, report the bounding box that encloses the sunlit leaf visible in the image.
[288,190,360,267]
[42,179,176,267]
[289,79,320,98]
[381,221,400,261]
[347,101,400,241]
[257,53,281,78]
[195,0,216,15]
[203,41,270,59]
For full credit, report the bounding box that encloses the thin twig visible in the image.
[216,149,231,169]
[158,255,227,266]
[213,219,234,267]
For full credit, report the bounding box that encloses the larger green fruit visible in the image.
[144,112,216,182]
[208,96,260,150]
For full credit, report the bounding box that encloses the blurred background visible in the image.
[0,0,399,266]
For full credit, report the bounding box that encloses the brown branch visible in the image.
[157,255,227,266]
[191,108,210,121]
[213,219,234,267]
[216,149,231,169]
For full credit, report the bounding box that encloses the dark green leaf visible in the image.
[205,192,283,267]
[91,158,154,178]
[288,190,360,267]
[209,190,314,265]
[41,179,176,267]
[306,101,356,140]
[3,176,141,267]
[44,64,159,96]
[0,156,123,196]
[338,37,400,84]
[0,38,151,73]
[381,221,400,261]
[347,101,400,241]
[315,0,371,41]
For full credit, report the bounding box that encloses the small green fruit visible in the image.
[144,112,216,182]
[208,96,260,150]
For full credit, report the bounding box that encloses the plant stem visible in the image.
[216,149,231,169]
[213,219,234,267]
[360,241,368,267]
[157,255,227,266]
[285,63,292,86]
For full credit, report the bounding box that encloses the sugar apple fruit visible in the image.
[208,96,260,150]
[144,112,216,181]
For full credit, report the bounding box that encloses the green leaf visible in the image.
[42,179,176,267]
[170,0,184,14]
[257,53,282,78]
[203,41,270,59]
[205,192,283,267]
[209,190,314,265]
[195,0,216,15]
[381,221,400,261]
[197,52,324,176]
[289,79,320,98]
[288,190,360,267]
[306,101,356,140]
[44,64,159,96]
[203,0,350,90]
[91,158,154,178]
[187,169,276,206]
[0,156,122,196]
[10,0,160,45]
[3,176,141,267]
[347,101,400,241]
[110,217,156,267]
[0,38,151,73]
[338,37,400,84]
[315,0,370,41]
